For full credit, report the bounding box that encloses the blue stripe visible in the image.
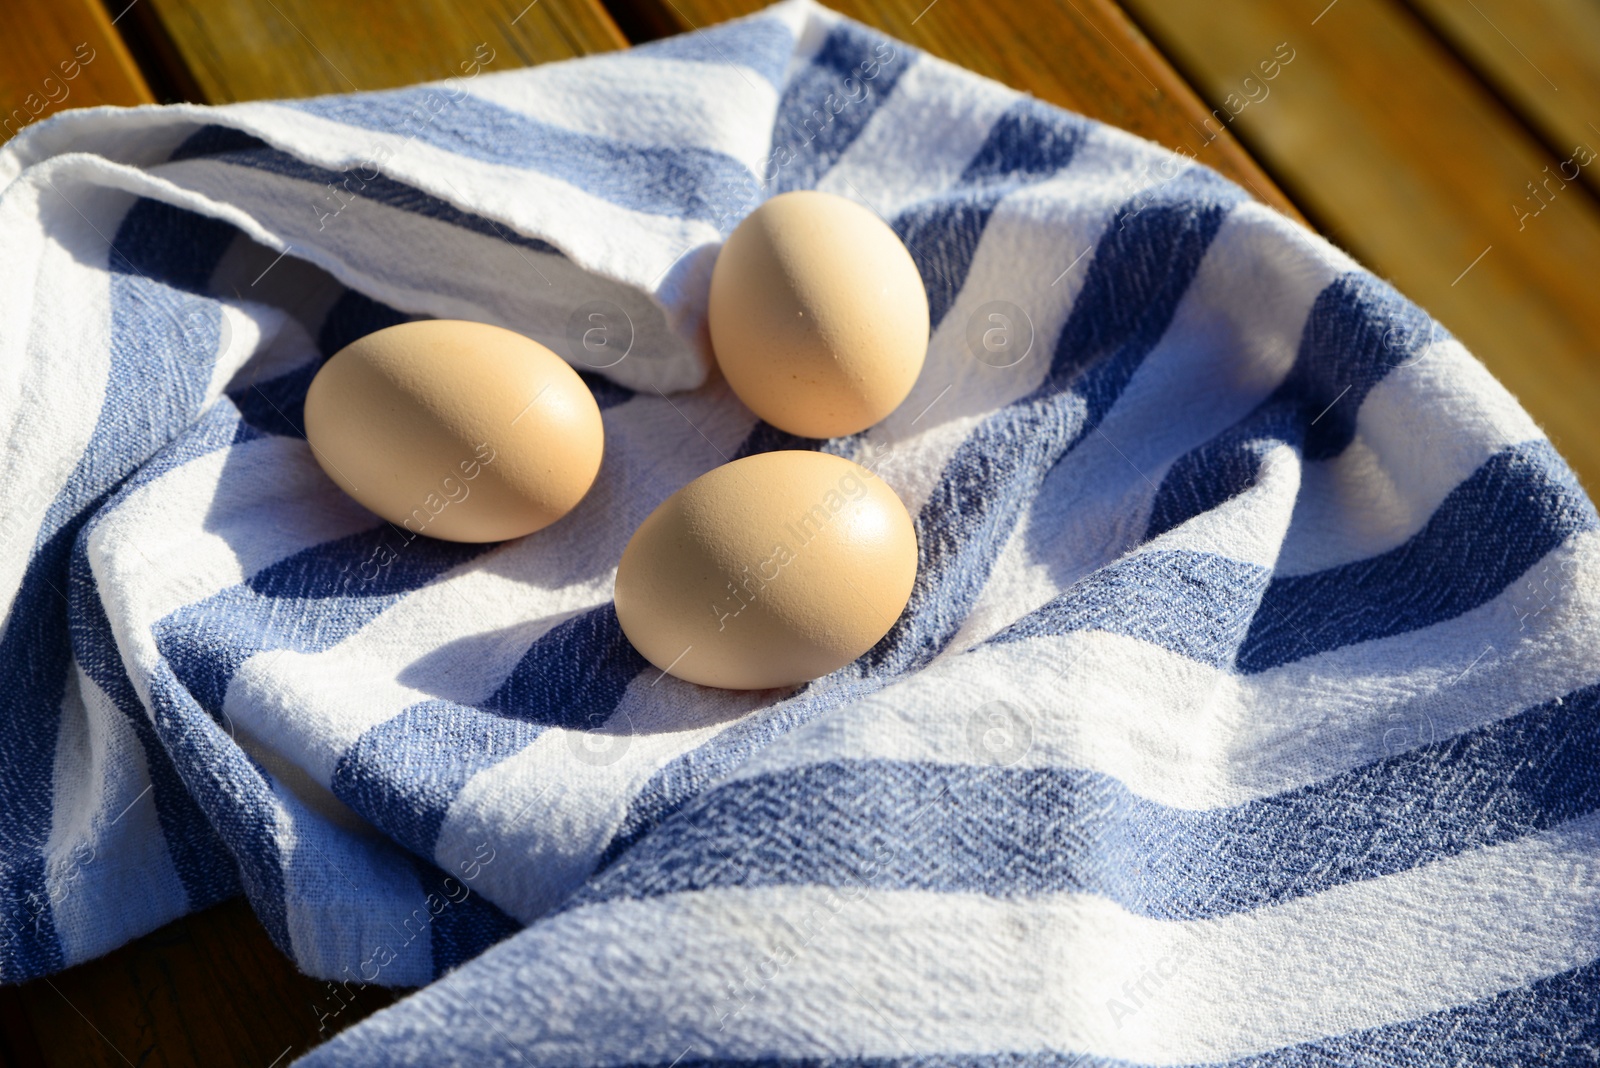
[331,604,647,860]
[893,192,1004,333]
[157,524,489,718]
[316,275,418,357]
[599,172,1240,875]
[577,369,638,412]
[1238,439,1595,673]
[67,545,242,925]
[892,100,1090,329]
[1145,402,1299,542]
[65,405,258,924]
[334,700,545,861]
[478,603,646,725]
[729,418,865,465]
[143,658,296,956]
[1145,273,1444,546]
[289,89,758,226]
[987,549,1269,669]
[771,23,911,193]
[595,677,888,873]
[52,309,298,973]
[169,125,564,255]
[732,421,826,459]
[245,526,483,601]
[409,857,520,980]
[229,353,318,440]
[870,171,1241,679]
[571,680,1600,920]
[1270,272,1443,462]
[0,516,81,977]
[0,198,235,980]
[960,97,1093,187]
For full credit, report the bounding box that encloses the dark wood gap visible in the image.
[1391,0,1600,222]
[0,983,48,1068]
[97,0,206,104]
[597,0,682,43]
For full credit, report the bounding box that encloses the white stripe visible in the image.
[224,383,751,789]
[46,665,189,967]
[435,671,775,923]
[86,432,378,630]
[469,56,781,176]
[214,290,323,391]
[279,796,439,989]
[1280,338,1546,575]
[949,200,1351,652]
[725,527,1600,810]
[853,127,1195,517]
[782,0,841,74]
[367,813,1600,1065]
[0,175,120,628]
[0,107,203,183]
[202,299,299,411]
[817,52,1014,212]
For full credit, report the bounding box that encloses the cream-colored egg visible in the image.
[304,319,603,543]
[708,190,929,439]
[614,450,917,689]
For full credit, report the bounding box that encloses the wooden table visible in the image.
[2,0,1597,1063]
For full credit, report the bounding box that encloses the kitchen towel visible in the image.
[2,0,1597,1063]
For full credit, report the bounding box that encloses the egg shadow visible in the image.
[398,612,783,739]
[393,609,587,706]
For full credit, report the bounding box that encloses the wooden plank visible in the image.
[1120,0,1600,493]
[1406,0,1600,199]
[0,0,152,143]
[606,0,1304,221]
[11,898,399,1068]
[129,0,628,103]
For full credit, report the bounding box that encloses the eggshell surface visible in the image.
[614,450,918,690]
[304,319,603,543]
[708,190,929,439]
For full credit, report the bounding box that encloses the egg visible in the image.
[614,450,917,689]
[708,190,929,439]
[303,319,603,543]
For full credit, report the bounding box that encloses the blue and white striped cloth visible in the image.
[3,1,1598,1063]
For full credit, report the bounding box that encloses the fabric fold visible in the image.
[1,1,1596,1064]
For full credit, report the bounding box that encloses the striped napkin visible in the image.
[3,1,1597,1064]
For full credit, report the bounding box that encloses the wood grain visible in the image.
[607,0,1304,220]
[1405,0,1600,198]
[1121,0,1600,492]
[0,0,152,143]
[130,0,627,103]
